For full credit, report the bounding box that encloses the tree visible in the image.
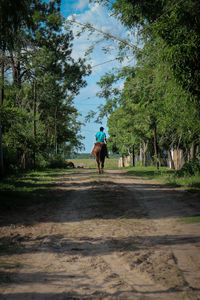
[1,0,91,172]
[87,0,200,167]
[95,0,200,98]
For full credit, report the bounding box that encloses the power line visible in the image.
[67,0,187,49]
[66,18,136,50]
[91,57,119,68]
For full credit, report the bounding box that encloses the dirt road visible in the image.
[0,169,200,299]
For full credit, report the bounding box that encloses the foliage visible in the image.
[126,165,200,191]
[48,155,67,169]
[97,0,200,98]
[176,159,200,177]
[0,0,91,173]
[88,0,200,170]
[178,215,200,223]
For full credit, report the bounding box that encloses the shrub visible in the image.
[48,155,67,169]
[176,158,200,177]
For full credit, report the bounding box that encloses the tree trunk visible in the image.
[54,106,58,155]
[0,49,5,177]
[139,143,143,164]
[190,142,197,159]
[143,140,149,167]
[132,144,135,166]
[33,80,37,169]
[122,155,125,167]
[10,51,22,88]
[153,126,159,169]
[0,112,3,178]
[168,150,175,169]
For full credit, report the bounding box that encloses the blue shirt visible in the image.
[95,131,106,142]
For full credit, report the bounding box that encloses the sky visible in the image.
[60,0,136,153]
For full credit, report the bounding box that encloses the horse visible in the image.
[92,142,107,174]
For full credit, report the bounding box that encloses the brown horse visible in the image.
[92,142,107,174]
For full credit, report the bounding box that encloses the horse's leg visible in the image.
[98,161,101,174]
[96,157,100,174]
[101,157,105,173]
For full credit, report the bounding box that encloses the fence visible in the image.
[118,149,185,170]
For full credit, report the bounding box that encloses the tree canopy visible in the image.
[90,0,200,167]
[0,0,91,174]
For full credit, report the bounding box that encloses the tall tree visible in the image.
[1,0,91,172]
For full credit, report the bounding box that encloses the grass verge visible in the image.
[125,166,200,191]
[177,215,200,223]
[0,168,73,209]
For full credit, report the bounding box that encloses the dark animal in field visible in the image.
[65,161,75,168]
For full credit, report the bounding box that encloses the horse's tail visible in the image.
[100,143,106,162]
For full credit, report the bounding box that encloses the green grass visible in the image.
[125,166,200,190]
[0,259,20,283]
[177,215,200,223]
[172,175,200,190]
[0,242,20,253]
[89,173,109,178]
[70,158,119,169]
[126,166,174,180]
[0,168,72,209]
[0,262,21,269]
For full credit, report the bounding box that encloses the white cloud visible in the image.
[69,4,135,67]
[73,0,89,11]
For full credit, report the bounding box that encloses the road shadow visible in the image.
[0,169,199,227]
[1,288,196,300]
[1,234,200,257]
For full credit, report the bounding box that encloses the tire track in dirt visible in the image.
[0,168,200,299]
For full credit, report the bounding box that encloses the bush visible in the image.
[135,160,143,167]
[35,153,48,169]
[176,158,200,177]
[48,155,67,169]
[3,146,19,173]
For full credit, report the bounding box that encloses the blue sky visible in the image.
[60,0,135,153]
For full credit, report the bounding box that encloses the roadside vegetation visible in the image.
[0,0,90,177]
[0,168,71,210]
[85,0,200,172]
[126,164,200,191]
[178,216,200,223]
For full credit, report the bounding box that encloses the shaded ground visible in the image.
[0,169,200,299]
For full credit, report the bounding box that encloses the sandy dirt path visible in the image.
[0,168,200,299]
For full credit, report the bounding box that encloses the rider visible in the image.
[90,126,109,158]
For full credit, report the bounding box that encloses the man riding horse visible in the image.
[91,126,109,158]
